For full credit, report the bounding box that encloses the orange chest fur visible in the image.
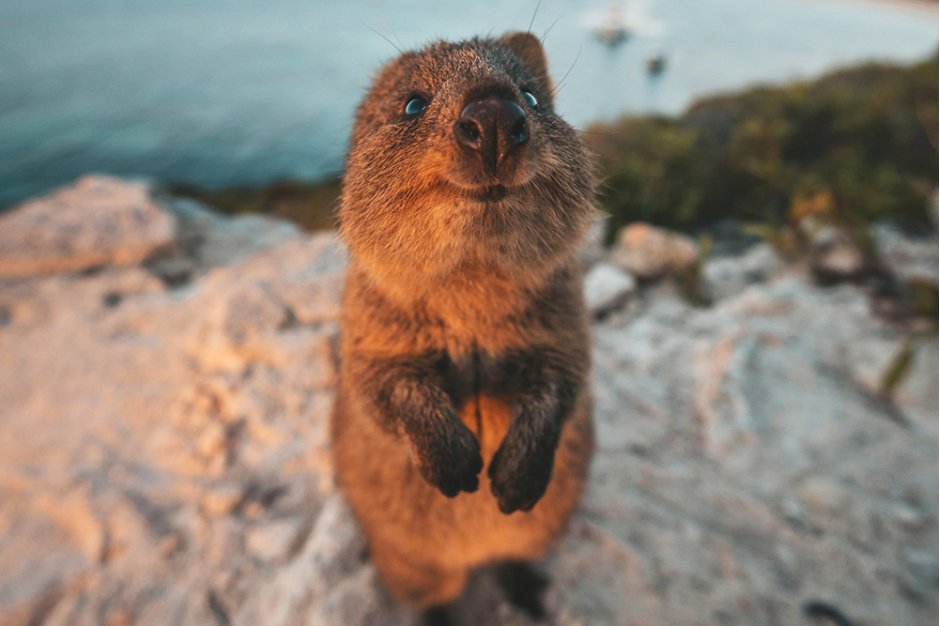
[458,394,512,462]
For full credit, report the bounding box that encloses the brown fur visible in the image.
[332,32,597,608]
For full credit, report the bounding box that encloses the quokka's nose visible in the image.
[454,97,528,174]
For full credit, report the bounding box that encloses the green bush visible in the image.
[587,54,939,242]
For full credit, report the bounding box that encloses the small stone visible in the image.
[702,243,782,300]
[610,222,697,279]
[813,240,866,279]
[890,503,927,529]
[584,263,637,315]
[803,222,868,281]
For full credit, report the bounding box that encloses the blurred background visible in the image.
[0,2,937,625]
[0,0,936,222]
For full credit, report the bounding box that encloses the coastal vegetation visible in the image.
[587,53,938,242]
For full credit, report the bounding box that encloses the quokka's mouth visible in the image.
[444,180,511,203]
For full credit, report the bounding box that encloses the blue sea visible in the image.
[0,0,936,207]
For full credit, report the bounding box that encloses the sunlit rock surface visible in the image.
[0,176,175,277]
[0,177,935,625]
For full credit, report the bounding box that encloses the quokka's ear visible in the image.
[499,32,553,94]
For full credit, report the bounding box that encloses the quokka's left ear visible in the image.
[499,31,553,95]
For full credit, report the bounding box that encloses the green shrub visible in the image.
[587,54,938,242]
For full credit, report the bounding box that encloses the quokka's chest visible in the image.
[438,348,524,459]
[458,394,513,462]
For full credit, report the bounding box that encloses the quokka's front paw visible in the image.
[410,418,483,497]
[488,429,556,514]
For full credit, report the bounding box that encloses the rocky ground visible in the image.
[0,176,936,626]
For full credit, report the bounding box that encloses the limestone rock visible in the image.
[588,276,937,625]
[798,219,871,282]
[610,222,698,279]
[872,223,938,284]
[0,175,175,277]
[0,178,936,626]
[811,237,867,280]
[584,262,636,315]
[702,242,783,301]
[0,178,348,625]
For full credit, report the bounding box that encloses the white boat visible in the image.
[592,6,631,46]
[586,1,666,46]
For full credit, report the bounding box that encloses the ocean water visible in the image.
[0,0,936,206]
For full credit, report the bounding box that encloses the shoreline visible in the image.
[815,0,939,17]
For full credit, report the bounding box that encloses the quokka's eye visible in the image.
[404,95,429,116]
[521,90,538,109]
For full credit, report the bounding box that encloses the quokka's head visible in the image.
[340,32,597,288]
